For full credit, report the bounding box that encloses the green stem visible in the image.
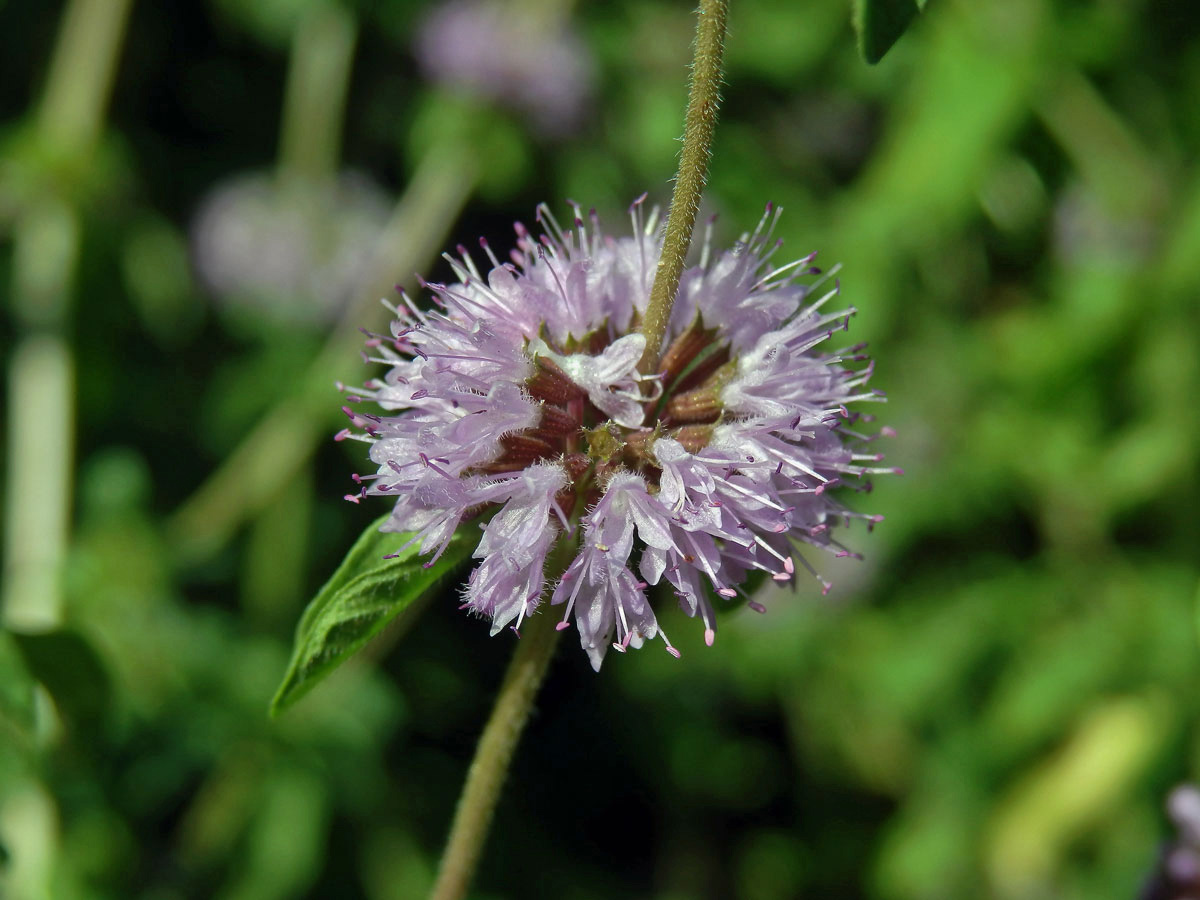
[37,0,134,154]
[3,0,132,630]
[638,0,729,374]
[278,2,357,183]
[428,606,563,900]
[3,333,75,630]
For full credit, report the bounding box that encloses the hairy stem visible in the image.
[428,607,563,900]
[638,0,729,374]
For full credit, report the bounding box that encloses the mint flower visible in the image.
[340,199,897,669]
[1141,785,1200,900]
[191,171,390,323]
[415,0,594,135]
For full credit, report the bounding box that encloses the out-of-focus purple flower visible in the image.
[414,0,594,135]
[340,198,897,669]
[191,172,391,323]
[1140,785,1200,900]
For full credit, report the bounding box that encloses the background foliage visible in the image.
[2,0,1199,898]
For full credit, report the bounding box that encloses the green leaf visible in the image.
[10,627,111,734]
[1194,577,1200,649]
[270,515,476,716]
[0,631,36,738]
[853,0,923,64]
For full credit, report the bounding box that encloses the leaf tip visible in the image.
[852,0,922,65]
[267,677,302,718]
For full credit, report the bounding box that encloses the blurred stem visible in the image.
[243,465,313,625]
[37,0,134,154]
[428,598,565,900]
[515,0,574,31]
[1034,68,1165,219]
[3,333,75,630]
[278,2,357,183]
[3,0,131,630]
[638,0,728,374]
[167,141,478,560]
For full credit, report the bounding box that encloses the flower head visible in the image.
[191,171,390,323]
[341,198,897,670]
[414,0,594,136]
[1139,785,1200,900]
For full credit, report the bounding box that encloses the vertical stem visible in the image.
[278,2,357,183]
[428,607,563,900]
[3,333,75,630]
[37,0,134,153]
[3,0,132,629]
[638,0,729,374]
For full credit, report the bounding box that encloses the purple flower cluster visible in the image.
[339,198,896,669]
[1140,785,1200,900]
[414,0,594,135]
[191,172,390,323]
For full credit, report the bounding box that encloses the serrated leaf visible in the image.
[270,515,476,716]
[853,0,923,65]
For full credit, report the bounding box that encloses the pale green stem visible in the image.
[427,605,563,900]
[638,0,729,374]
[3,332,75,630]
[37,0,134,154]
[2,0,132,630]
[243,464,313,625]
[278,2,357,183]
[167,143,478,560]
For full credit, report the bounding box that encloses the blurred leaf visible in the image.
[211,0,322,46]
[219,765,328,900]
[406,92,531,201]
[121,215,200,346]
[11,628,111,734]
[853,0,923,65]
[985,694,1170,895]
[243,467,313,626]
[0,631,36,737]
[1195,578,1200,649]
[270,515,474,715]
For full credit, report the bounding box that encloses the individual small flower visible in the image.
[191,171,390,323]
[340,198,897,669]
[414,0,595,135]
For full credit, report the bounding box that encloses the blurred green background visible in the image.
[2,0,1199,897]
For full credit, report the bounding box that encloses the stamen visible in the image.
[654,621,682,659]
